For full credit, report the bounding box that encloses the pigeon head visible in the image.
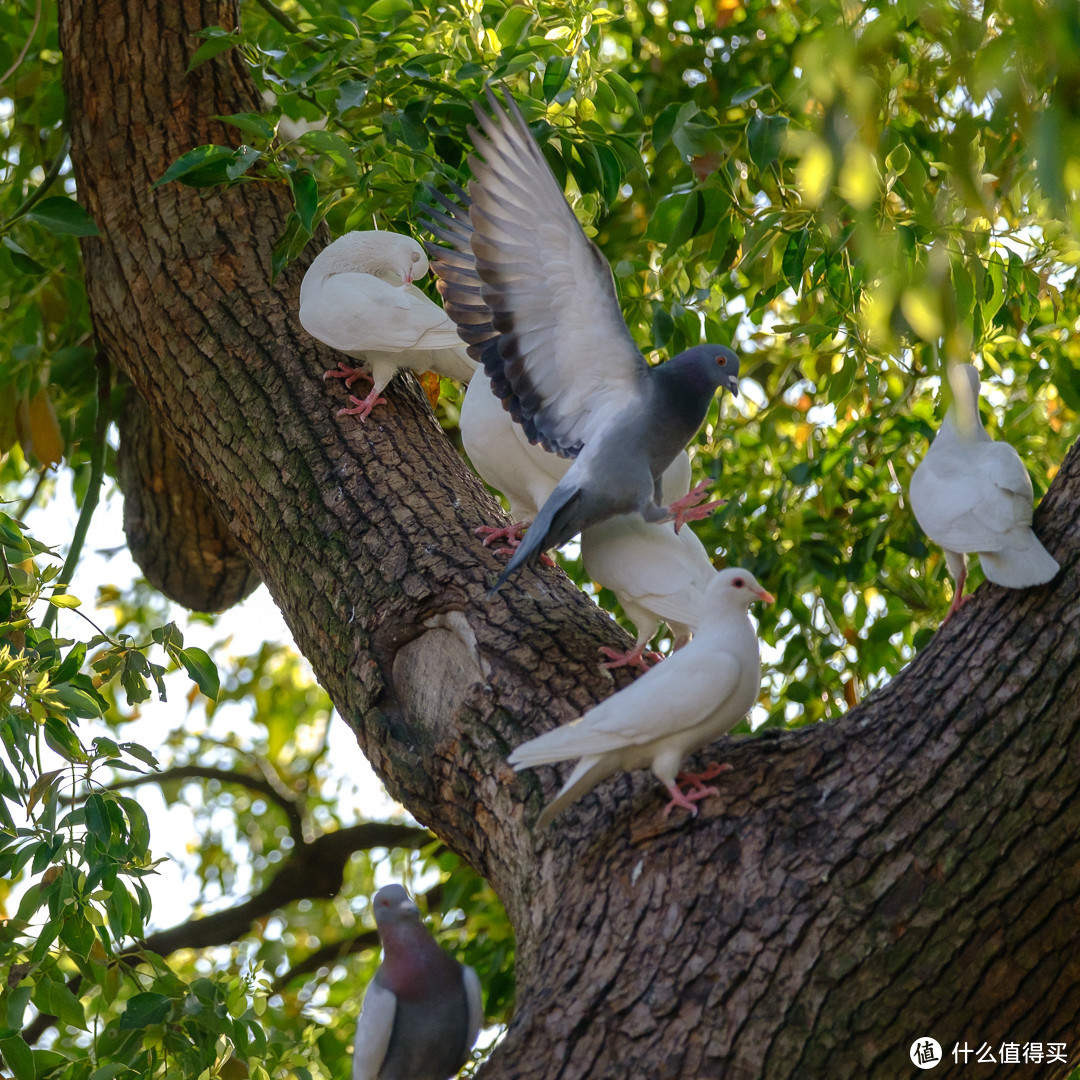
[669,344,741,397]
[708,567,774,608]
[371,884,422,929]
[314,231,429,286]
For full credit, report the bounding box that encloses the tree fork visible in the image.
[58,2,1080,1077]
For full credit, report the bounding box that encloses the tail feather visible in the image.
[980,530,1059,588]
[490,483,581,591]
[535,756,614,830]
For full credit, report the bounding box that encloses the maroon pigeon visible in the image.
[352,885,483,1080]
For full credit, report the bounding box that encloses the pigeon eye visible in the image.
[732,577,744,587]
[411,251,421,262]
[717,357,726,365]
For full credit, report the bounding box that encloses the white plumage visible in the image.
[299,230,476,420]
[508,568,772,828]
[581,450,717,668]
[909,363,1058,618]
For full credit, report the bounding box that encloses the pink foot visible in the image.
[476,522,527,547]
[475,524,556,567]
[337,387,388,420]
[324,362,373,390]
[676,760,732,795]
[599,644,663,671]
[667,480,726,533]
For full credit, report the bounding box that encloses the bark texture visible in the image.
[117,386,261,611]
[58,3,1080,1078]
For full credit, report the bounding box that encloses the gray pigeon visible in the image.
[909,363,1058,619]
[424,92,739,590]
[352,885,482,1080]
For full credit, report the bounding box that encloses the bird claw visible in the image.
[941,592,973,623]
[599,645,662,671]
[667,480,726,532]
[475,523,527,547]
[662,761,732,816]
[324,362,373,390]
[337,390,387,420]
[676,760,732,795]
[476,524,556,567]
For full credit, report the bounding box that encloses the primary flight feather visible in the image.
[424,91,739,590]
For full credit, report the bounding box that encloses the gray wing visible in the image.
[462,965,484,1057]
[352,980,396,1080]
[427,90,647,456]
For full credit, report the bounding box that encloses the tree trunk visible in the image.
[58,2,1080,1077]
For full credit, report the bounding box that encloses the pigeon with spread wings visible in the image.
[425,91,739,590]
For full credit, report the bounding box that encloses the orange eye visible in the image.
[717,357,726,365]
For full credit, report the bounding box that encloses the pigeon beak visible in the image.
[724,374,739,396]
[753,586,775,604]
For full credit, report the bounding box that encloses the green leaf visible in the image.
[363,0,413,21]
[118,991,172,1030]
[543,56,572,102]
[289,170,319,234]
[0,1034,34,1080]
[496,5,533,47]
[270,211,312,282]
[651,304,675,349]
[186,33,240,72]
[225,145,261,180]
[179,647,220,700]
[603,71,643,122]
[47,591,81,609]
[732,84,768,106]
[214,112,275,141]
[747,114,788,172]
[26,196,101,237]
[84,793,113,844]
[151,145,235,190]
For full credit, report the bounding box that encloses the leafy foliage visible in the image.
[2,0,1080,1075]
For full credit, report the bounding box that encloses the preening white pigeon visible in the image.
[425,92,738,591]
[581,450,718,670]
[909,363,1059,619]
[508,567,772,828]
[299,231,477,420]
[352,885,483,1080]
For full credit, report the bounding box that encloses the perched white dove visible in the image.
[508,567,772,827]
[909,363,1059,619]
[299,231,477,420]
[352,885,482,1080]
[581,450,718,669]
[425,93,738,591]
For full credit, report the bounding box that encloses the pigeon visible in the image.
[459,364,570,553]
[508,567,772,827]
[299,231,477,420]
[352,884,483,1080]
[424,91,739,590]
[909,363,1059,619]
[581,450,718,669]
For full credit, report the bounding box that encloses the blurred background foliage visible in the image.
[2,0,1080,1075]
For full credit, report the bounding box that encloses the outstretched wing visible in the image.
[426,90,647,457]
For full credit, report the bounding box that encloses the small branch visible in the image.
[0,0,42,91]
[41,351,109,634]
[88,764,307,844]
[0,129,71,235]
[251,0,300,34]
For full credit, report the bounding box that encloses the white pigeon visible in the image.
[459,369,570,552]
[581,450,718,669]
[508,567,772,828]
[909,363,1059,619]
[299,231,477,420]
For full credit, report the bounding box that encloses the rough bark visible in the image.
[57,2,1080,1078]
[117,386,261,611]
